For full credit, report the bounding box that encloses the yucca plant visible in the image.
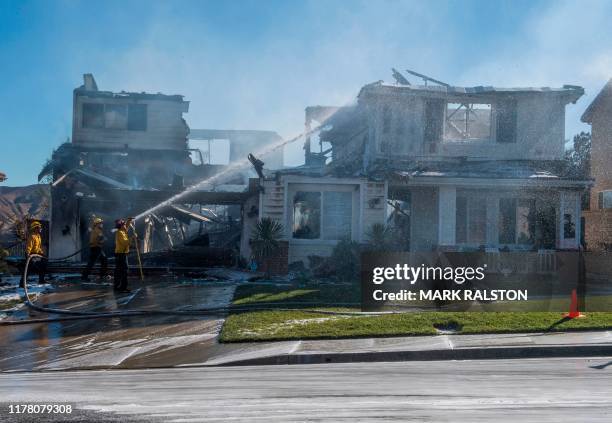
[251,217,284,277]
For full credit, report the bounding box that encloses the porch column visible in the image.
[438,186,456,246]
[575,191,582,247]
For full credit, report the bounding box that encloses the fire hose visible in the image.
[0,254,383,326]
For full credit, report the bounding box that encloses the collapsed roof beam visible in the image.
[169,205,222,224]
[405,69,449,87]
[391,68,410,85]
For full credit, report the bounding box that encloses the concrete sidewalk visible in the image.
[196,330,612,366]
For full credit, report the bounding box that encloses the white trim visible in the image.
[282,175,367,185]
[286,181,359,243]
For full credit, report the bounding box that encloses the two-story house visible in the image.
[582,78,612,250]
[252,77,590,268]
[43,74,281,261]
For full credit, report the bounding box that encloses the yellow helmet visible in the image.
[93,217,103,226]
[29,221,42,230]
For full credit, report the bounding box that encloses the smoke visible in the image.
[78,1,446,167]
[133,114,340,221]
[5,0,611,186]
[455,0,612,140]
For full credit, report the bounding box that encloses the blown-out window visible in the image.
[82,103,104,129]
[444,102,492,142]
[105,104,128,129]
[499,198,536,244]
[496,99,517,143]
[293,192,321,239]
[128,104,147,131]
[292,190,353,241]
[81,103,147,131]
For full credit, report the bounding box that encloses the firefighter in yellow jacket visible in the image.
[82,217,108,281]
[21,220,46,287]
[113,219,132,292]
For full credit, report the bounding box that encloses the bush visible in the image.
[365,223,394,252]
[251,217,284,277]
[312,238,361,282]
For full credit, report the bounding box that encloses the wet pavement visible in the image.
[4,273,612,372]
[1,357,611,422]
[0,273,242,372]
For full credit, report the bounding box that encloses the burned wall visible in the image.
[356,84,580,166]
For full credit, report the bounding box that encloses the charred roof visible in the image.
[358,80,584,104]
[74,73,185,102]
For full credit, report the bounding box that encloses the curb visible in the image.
[212,344,612,366]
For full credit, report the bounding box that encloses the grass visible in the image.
[220,282,612,343]
[230,282,360,307]
[221,310,612,342]
[0,298,21,311]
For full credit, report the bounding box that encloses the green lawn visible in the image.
[0,298,21,311]
[220,283,612,343]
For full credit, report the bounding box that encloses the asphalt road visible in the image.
[1,357,611,422]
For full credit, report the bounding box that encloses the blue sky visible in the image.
[1,0,612,186]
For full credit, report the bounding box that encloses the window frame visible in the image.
[443,101,493,143]
[127,104,148,131]
[292,191,322,240]
[599,190,612,209]
[82,103,105,129]
[81,101,148,131]
[495,99,517,144]
[455,191,541,250]
[498,197,537,246]
[104,104,128,130]
[428,97,518,146]
[455,194,487,245]
[287,183,357,244]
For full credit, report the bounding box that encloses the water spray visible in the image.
[128,217,144,281]
[50,169,75,187]
[133,110,340,221]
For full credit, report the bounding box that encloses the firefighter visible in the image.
[113,219,132,293]
[21,220,46,287]
[81,217,108,281]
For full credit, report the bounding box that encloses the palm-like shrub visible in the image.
[251,217,284,277]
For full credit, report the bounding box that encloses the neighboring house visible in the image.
[42,74,280,261]
[250,74,590,268]
[582,79,612,251]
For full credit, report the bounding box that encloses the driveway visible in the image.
[0,274,242,372]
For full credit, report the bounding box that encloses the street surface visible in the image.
[1,357,611,422]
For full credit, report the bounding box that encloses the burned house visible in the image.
[251,72,590,269]
[582,78,612,250]
[42,74,282,263]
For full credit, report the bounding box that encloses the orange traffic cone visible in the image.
[564,289,584,319]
